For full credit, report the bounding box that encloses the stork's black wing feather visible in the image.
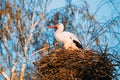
[73,40,83,49]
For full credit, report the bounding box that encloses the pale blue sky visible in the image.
[48,0,117,21]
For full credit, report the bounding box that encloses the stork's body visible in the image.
[49,23,83,50]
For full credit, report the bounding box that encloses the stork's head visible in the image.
[48,23,64,30]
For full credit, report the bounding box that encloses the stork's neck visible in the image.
[55,26,64,33]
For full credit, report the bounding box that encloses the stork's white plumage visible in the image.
[48,23,83,50]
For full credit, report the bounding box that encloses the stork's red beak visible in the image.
[48,25,57,28]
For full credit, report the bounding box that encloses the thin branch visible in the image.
[24,0,48,56]
[109,0,120,15]
[0,70,10,80]
[20,57,27,80]
[11,60,18,80]
[31,42,58,57]
[85,17,118,49]
[23,0,42,56]
[20,0,39,79]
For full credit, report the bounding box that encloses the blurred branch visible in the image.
[11,60,18,80]
[20,57,27,80]
[20,0,38,79]
[20,0,50,79]
[94,0,109,15]
[2,37,12,72]
[31,42,58,57]
[109,0,120,15]
[86,16,120,49]
[0,70,10,80]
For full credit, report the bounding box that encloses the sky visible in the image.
[48,0,113,20]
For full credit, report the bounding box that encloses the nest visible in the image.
[34,49,114,80]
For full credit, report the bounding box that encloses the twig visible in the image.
[20,57,27,80]
[11,60,18,80]
[31,42,58,57]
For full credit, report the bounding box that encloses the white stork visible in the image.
[48,23,83,50]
